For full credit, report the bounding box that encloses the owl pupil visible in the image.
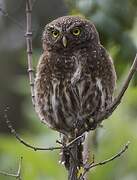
[72,28,81,36]
[52,30,59,37]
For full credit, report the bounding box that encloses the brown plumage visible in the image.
[34,15,116,168]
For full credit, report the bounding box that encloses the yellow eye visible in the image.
[72,28,81,36]
[52,30,59,38]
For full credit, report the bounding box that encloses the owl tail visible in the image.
[60,135,84,170]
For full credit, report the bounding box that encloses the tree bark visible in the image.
[68,138,86,180]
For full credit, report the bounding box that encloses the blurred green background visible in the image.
[0,0,137,180]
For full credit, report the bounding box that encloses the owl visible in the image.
[34,15,116,137]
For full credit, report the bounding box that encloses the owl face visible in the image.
[42,16,99,52]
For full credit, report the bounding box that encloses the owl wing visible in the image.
[74,45,117,124]
[88,45,116,111]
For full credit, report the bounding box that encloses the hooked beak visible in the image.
[62,36,67,48]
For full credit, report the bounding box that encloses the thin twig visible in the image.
[80,141,130,179]
[0,6,24,31]
[26,0,35,107]
[96,54,137,123]
[4,109,61,151]
[0,157,23,180]
[4,107,85,152]
[66,134,84,148]
[56,134,84,148]
[0,1,36,108]
[16,157,22,180]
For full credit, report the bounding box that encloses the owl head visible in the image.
[42,16,100,52]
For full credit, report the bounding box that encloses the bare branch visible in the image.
[80,141,130,179]
[0,157,23,180]
[4,107,85,152]
[4,109,61,151]
[17,157,22,180]
[88,141,130,168]
[66,135,84,148]
[26,0,35,107]
[57,135,86,180]
[57,140,78,171]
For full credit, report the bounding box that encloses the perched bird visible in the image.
[34,15,116,168]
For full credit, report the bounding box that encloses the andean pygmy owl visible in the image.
[34,16,116,137]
